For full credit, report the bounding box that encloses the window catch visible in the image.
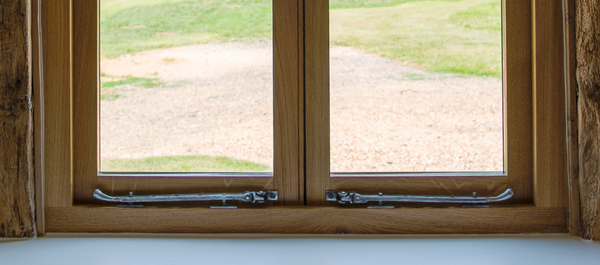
[325,189,513,209]
[93,189,278,209]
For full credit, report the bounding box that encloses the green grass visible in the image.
[101,155,271,172]
[101,75,164,89]
[100,75,166,100]
[101,0,501,77]
[450,2,502,30]
[101,0,272,58]
[329,0,460,9]
[388,72,443,81]
[100,89,121,101]
[330,0,502,77]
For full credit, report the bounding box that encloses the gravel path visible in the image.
[100,41,503,172]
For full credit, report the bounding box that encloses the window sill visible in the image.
[44,205,567,234]
[1,234,597,264]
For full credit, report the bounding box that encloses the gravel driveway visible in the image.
[100,41,502,172]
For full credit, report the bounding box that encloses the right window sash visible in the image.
[305,0,534,205]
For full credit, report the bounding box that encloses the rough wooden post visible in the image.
[576,0,600,241]
[0,0,36,238]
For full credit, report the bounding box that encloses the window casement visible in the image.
[40,0,569,233]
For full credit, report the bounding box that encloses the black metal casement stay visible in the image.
[93,189,279,208]
[326,189,514,208]
[94,188,513,208]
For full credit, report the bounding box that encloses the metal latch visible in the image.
[93,189,278,209]
[325,189,513,208]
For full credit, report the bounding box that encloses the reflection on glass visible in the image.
[330,0,503,172]
[100,0,273,172]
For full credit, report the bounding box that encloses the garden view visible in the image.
[99,0,502,172]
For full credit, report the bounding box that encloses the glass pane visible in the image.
[100,0,273,172]
[330,0,503,172]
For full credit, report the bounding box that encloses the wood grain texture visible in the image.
[532,0,568,208]
[46,206,567,234]
[308,0,533,204]
[31,0,44,236]
[504,0,533,203]
[331,176,507,197]
[41,0,573,235]
[0,0,35,238]
[563,0,580,237]
[72,0,98,204]
[273,0,303,204]
[70,0,281,204]
[298,0,305,205]
[43,0,72,208]
[305,0,330,205]
[96,176,273,196]
[576,0,600,241]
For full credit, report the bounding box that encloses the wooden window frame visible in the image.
[41,0,305,207]
[39,0,569,234]
[307,0,531,204]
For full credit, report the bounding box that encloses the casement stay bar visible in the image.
[326,189,514,208]
[93,189,278,208]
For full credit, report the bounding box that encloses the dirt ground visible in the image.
[100,41,503,172]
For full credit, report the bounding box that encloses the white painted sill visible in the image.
[1,234,598,265]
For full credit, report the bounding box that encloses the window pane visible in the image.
[330,0,503,172]
[100,0,273,172]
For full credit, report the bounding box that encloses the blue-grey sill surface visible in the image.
[1,234,598,265]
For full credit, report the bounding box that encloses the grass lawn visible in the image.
[330,0,501,77]
[100,74,165,100]
[100,0,272,58]
[101,0,500,76]
[329,0,462,9]
[101,155,271,172]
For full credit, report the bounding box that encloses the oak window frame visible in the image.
[38,0,570,234]
[307,1,533,204]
